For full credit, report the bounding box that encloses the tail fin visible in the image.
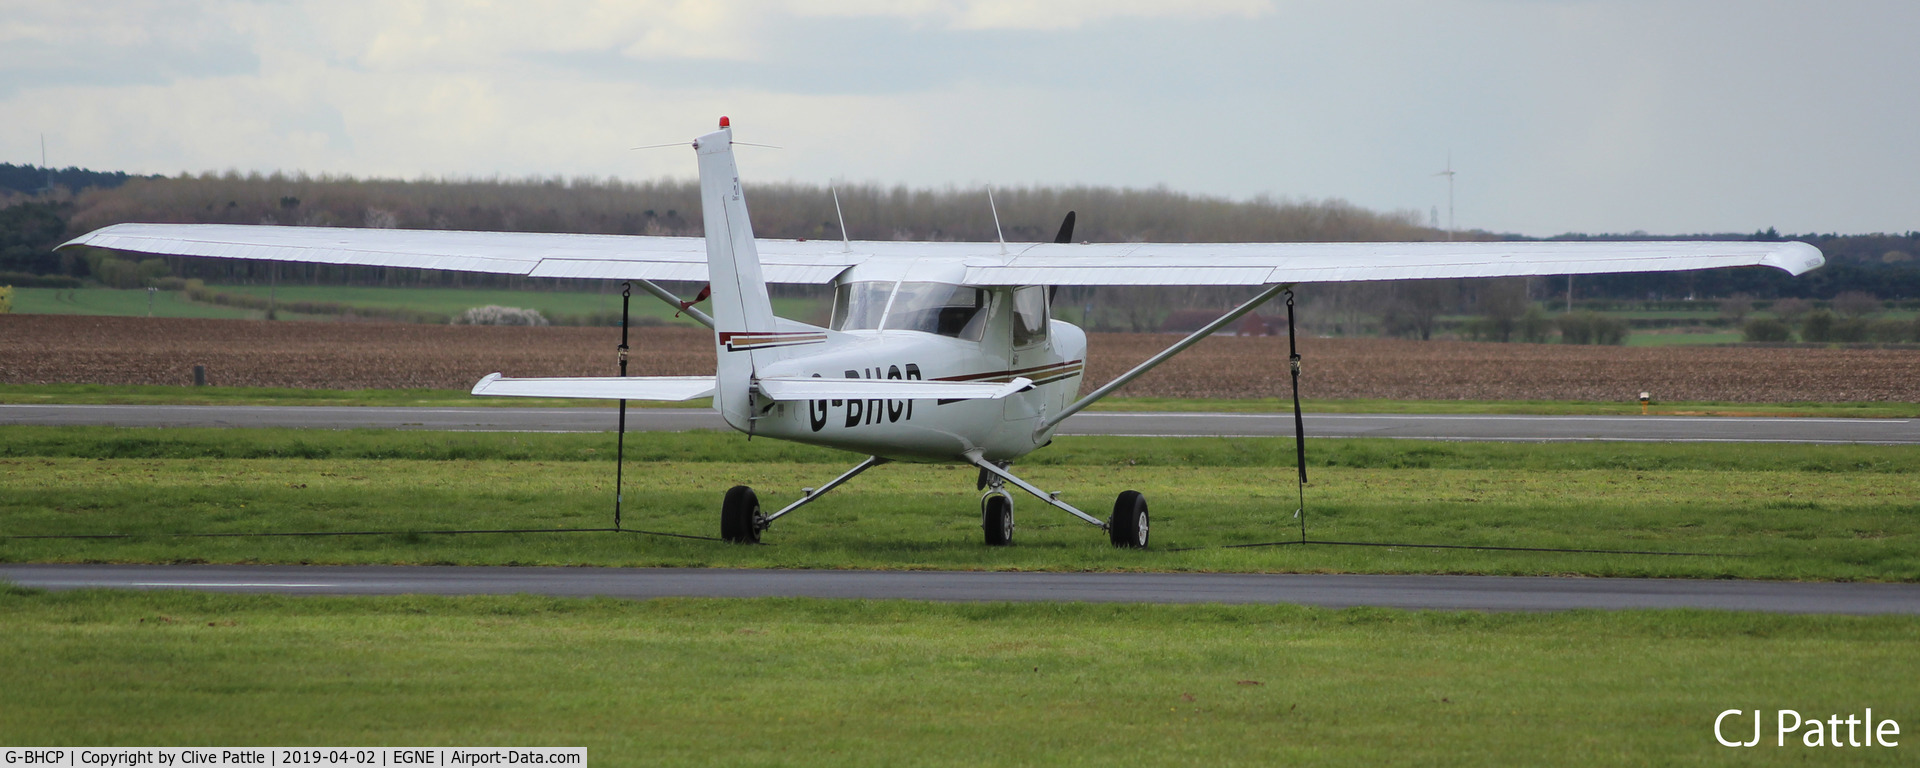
[694,117,780,431]
[695,118,779,334]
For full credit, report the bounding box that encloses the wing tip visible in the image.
[1768,241,1826,276]
[470,372,504,395]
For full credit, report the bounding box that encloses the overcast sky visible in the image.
[4,1,1915,237]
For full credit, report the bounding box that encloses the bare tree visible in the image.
[1718,292,1754,323]
[1383,279,1458,340]
[1769,297,1812,326]
[1832,291,1881,318]
[1469,278,1530,342]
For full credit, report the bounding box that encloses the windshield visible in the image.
[829,281,892,331]
[885,282,990,340]
[829,280,992,340]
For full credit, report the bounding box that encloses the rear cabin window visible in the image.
[1012,285,1048,347]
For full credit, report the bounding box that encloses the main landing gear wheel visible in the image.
[721,485,762,544]
[1108,490,1149,549]
[982,492,1014,546]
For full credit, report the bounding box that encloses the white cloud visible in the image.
[5,0,1918,235]
[786,0,1272,30]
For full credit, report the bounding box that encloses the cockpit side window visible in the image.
[829,281,892,331]
[885,282,990,341]
[1011,285,1048,347]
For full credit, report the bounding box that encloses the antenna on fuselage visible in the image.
[831,186,852,253]
[987,186,1007,255]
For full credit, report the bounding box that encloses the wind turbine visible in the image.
[40,134,53,196]
[1433,152,1455,241]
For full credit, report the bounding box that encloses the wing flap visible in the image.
[470,373,716,401]
[756,377,1034,401]
[61,224,865,285]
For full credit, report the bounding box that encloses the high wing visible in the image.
[957,240,1825,285]
[60,223,1823,286]
[60,223,866,284]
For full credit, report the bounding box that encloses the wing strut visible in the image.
[630,279,716,329]
[1039,282,1293,432]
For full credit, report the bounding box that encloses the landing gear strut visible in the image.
[966,451,1148,549]
[721,457,888,543]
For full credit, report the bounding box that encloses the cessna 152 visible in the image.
[61,117,1825,548]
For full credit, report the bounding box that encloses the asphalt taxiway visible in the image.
[6,564,1918,614]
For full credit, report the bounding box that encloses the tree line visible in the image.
[3,166,1916,338]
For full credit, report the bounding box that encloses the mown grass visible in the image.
[6,382,1916,417]
[1084,396,1920,418]
[2,590,1915,766]
[3,427,1915,580]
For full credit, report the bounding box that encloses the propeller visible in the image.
[1053,211,1077,244]
[1050,212,1077,302]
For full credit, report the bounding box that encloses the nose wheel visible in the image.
[982,491,1014,546]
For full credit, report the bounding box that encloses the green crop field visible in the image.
[1625,330,1744,347]
[4,427,1915,581]
[2,590,1914,766]
[9,287,265,319]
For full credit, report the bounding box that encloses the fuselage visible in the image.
[725,259,1087,463]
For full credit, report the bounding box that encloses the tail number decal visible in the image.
[807,364,921,432]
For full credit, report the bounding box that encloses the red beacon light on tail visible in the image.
[719,116,730,128]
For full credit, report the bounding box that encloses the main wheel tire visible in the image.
[1109,490,1149,549]
[721,485,762,544]
[982,493,1014,546]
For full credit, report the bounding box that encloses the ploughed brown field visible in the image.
[3,314,1917,402]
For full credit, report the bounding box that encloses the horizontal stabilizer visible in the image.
[470,373,716,401]
[757,377,1033,401]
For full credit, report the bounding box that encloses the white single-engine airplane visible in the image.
[62,117,1825,548]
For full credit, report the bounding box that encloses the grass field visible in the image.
[10,287,265,319]
[7,382,1918,418]
[4,427,1915,580]
[2,590,1914,766]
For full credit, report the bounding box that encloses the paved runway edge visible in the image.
[5,564,1918,614]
